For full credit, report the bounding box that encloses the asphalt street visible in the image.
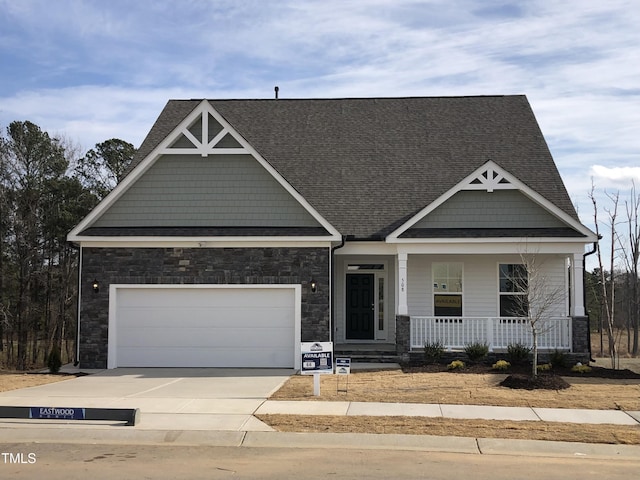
[2,442,640,480]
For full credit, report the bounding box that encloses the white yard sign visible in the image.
[300,342,333,396]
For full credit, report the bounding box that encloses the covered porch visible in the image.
[394,248,589,357]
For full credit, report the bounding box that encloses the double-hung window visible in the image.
[433,263,463,316]
[499,264,528,317]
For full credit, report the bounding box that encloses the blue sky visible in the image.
[1,0,638,261]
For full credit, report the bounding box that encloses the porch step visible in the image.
[334,351,401,363]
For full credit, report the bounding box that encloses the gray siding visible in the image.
[93,154,322,228]
[413,190,568,229]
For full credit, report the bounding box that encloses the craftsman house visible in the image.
[68,95,597,369]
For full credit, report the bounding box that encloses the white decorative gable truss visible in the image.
[68,100,341,244]
[465,162,516,192]
[163,102,250,157]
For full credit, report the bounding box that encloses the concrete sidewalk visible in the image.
[256,400,640,425]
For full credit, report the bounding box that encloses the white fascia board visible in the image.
[391,236,591,245]
[386,160,597,242]
[395,240,587,255]
[73,237,334,248]
[68,100,341,243]
[334,242,399,256]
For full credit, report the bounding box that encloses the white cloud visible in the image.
[590,165,640,185]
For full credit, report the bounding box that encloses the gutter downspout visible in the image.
[583,239,599,363]
[74,245,82,366]
[330,236,346,344]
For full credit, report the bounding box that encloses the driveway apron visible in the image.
[0,368,293,431]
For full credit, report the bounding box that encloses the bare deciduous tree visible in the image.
[507,251,567,378]
[617,181,640,355]
[590,183,619,369]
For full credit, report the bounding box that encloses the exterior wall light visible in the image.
[92,279,99,293]
[310,279,317,293]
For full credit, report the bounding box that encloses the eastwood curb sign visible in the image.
[30,407,85,420]
[0,406,140,426]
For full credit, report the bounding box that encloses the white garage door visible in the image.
[110,286,298,368]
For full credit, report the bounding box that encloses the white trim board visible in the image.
[72,238,335,248]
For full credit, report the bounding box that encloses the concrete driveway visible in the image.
[0,368,293,432]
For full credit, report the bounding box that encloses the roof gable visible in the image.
[68,100,341,241]
[387,160,596,241]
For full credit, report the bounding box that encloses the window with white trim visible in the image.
[499,264,528,317]
[433,262,463,316]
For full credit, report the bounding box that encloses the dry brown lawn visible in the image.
[257,415,640,445]
[270,369,640,410]
[260,368,640,445]
[0,372,71,392]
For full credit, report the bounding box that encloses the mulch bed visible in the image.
[401,361,640,390]
[499,374,570,390]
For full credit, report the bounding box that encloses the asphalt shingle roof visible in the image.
[132,95,579,239]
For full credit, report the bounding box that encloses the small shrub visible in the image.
[549,349,568,369]
[463,341,489,363]
[492,360,511,371]
[447,360,465,370]
[571,363,592,374]
[423,340,445,364]
[507,343,531,366]
[47,348,62,374]
[536,363,552,373]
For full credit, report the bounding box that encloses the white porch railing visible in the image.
[410,316,572,351]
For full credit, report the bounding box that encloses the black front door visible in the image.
[346,274,375,340]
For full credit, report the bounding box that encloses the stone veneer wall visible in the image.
[395,315,410,361]
[571,315,591,361]
[80,246,330,368]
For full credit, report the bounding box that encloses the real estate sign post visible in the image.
[301,342,333,396]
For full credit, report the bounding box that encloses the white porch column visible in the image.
[398,253,408,315]
[571,253,585,316]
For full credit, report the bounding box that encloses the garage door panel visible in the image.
[117,307,293,329]
[113,286,297,368]
[117,289,291,308]
[117,346,292,368]
[118,326,293,349]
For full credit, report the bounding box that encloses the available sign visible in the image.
[300,342,333,375]
[29,407,85,420]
